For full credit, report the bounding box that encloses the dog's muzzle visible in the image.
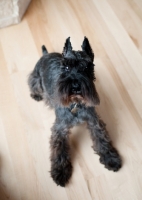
[71,80,81,95]
[69,94,86,105]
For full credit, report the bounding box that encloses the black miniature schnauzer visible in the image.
[28,37,122,187]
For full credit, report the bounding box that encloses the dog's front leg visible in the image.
[50,122,72,187]
[87,108,122,171]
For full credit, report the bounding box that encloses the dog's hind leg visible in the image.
[28,67,43,101]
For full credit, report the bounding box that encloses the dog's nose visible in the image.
[72,81,79,89]
[72,81,81,94]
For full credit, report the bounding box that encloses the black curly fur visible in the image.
[28,37,122,187]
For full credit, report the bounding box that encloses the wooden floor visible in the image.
[0,0,142,199]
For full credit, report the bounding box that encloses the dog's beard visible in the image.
[57,77,100,107]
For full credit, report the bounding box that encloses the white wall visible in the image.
[0,0,31,28]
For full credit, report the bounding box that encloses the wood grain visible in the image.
[0,0,142,199]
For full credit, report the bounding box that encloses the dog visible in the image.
[28,37,122,187]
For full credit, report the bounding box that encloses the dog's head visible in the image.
[57,37,100,107]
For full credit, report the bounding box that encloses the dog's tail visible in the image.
[42,45,48,55]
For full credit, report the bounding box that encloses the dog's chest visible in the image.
[56,105,92,127]
[70,103,79,114]
[68,104,88,126]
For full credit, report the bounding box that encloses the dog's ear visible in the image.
[62,37,72,57]
[81,37,94,61]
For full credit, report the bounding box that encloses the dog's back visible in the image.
[28,46,62,107]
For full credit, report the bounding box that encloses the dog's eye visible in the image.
[79,61,90,71]
[82,66,88,71]
[65,66,69,72]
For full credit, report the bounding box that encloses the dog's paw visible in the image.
[51,160,73,187]
[99,148,122,172]
[30,94,43,101]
